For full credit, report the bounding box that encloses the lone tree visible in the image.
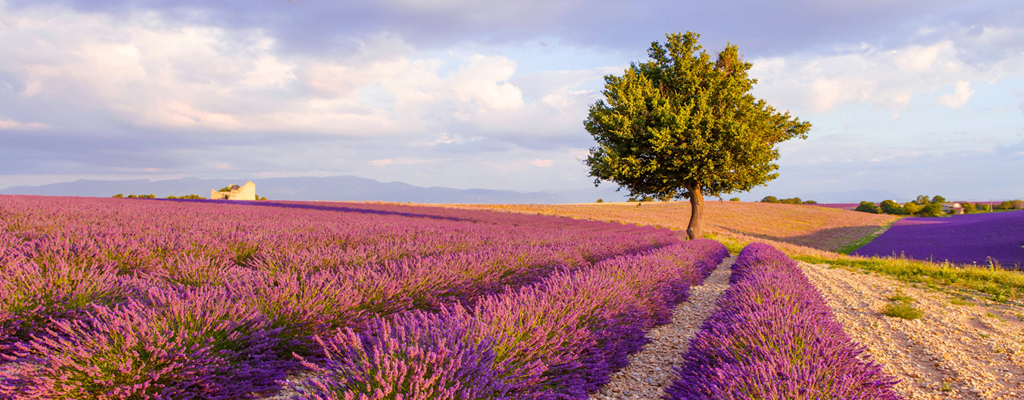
[584,32,811,239]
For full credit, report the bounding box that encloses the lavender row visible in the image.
[665,243,900,400]
[290,239,730,399]
[0,195,678,398]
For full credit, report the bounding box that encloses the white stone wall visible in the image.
[210,181,256,200]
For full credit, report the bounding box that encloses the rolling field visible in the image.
[853,211,1024,268]
[436,201,897,254]
[3,194,1019,399]
[0,195,730,398]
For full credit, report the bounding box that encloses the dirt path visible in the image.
[589,256,736,400]
[801,261,1024,400]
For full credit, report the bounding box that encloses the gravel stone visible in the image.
[588,255,736,400]
[800,261,1024,400]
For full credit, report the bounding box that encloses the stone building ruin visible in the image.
[211,181,256,200]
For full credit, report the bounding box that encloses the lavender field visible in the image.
[0,195,730,398]
[666,243,899,399]
[853,211,1024,268]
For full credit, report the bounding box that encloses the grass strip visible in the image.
[836,217,900,254]
[705,232,1024,304]
[793,254,1024,303]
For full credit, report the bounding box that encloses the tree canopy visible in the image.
[584,32,811,239]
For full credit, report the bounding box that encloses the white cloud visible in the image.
[529,159,553,167]
[750,32,1024,114]
[446,54,524,111]
[368,159,393,166]
[0,118,47,130]
[938,80,975,109]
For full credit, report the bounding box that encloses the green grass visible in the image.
[794,254,1024,303]
[949,297,974,306]
[836,217,900,254]
[887,293,914,304]
[882,302,923,320]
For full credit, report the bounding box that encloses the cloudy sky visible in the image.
[1,0,1022,201]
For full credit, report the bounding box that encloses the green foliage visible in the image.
[596,198,604,203]
[217,186,233,192]
[166,194,206,200]
[918,203,944,217]
[729,197,740,201]
[977,203,991,212]
[915,195,931,205]
[854,201,880,214]
[878,199,903,215]
[794,254,1024,304]
[902,202,921,215]
[995,200,1024,210]
[961,202,976,213]
[583,31,810,238]
[759,195,812,204]
[887,293,914,304]
[882,303,923,320]
[931,195,946,204]
[125,194,156,199]
[112,194,124,198]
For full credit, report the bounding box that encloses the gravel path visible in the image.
[589,256,736,400]
[801,261,1024,400]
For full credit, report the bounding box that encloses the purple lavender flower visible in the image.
[665,243,901,400]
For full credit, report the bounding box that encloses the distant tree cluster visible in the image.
[852,194,1022,217]
[759,196,816,205]
[113,193,209,200]
[995,200,1024,210]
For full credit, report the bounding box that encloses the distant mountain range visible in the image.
[0,176,632,204]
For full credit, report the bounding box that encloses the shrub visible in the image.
[729,197,740,201]
[918,203,943,217]
[1,285,286,398]
[854,201,881,214]
[961,202,976,214]
[779,197,802,205]
[112,194,123,198]
[291,309,504,400]
[903,202,921,214]
[596,198,604,203]
[882,303,923,320]
[878,200,903,215]
[977,203,991,211]
[760,196,779,203]
[802,199,817,204]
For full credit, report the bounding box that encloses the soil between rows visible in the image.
[589,256,736,399]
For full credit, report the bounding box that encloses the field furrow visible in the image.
[0,196,685,398]
[588,255,736,400]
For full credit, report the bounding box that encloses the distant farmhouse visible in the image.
[941,202,964,214]
[211,181,256,200]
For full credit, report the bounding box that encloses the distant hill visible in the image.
[0,176,630,204]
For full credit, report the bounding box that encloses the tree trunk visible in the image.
[686,183,704,240]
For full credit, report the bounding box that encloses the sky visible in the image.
[1,0,1022,201]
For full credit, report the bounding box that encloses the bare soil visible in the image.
[801,261,1024,400]
[588,256,736,400]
